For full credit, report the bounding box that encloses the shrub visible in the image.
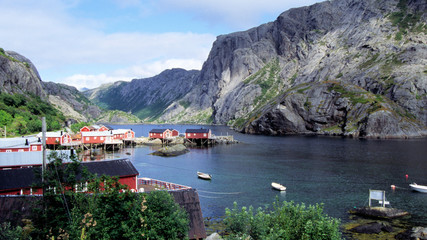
[224,199,341,240]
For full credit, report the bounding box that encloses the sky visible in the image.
[0,0,321,90]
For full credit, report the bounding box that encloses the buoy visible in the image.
[405,174,408,181]
[391,185,396,190]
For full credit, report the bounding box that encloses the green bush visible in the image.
[29,152,189,240]
[224,199,341,240]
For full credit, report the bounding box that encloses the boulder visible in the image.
[151,144,189,157]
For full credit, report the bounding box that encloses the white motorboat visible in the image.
[271,182,286,191]
[197,171,212,180]
[409,183,427,193]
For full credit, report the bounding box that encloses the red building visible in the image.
[149,129,172,139]
[80,125,111,132]
[0,159,139,195]
[36,131,72,145]
[171,129,179,137]
[0,143,42,153]
[185,129,211,139]
[112,129,135,140]
[81,131,113,144]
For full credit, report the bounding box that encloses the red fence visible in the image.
[138,178,191,191]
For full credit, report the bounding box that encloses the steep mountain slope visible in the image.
[42,82,102,122]
[85,68,200,121]
[158,0,427,138]
[1,48,104,123]
[0,49,45,97]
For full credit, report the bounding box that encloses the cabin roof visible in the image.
[0,137,39,148]
[149,129,169,133]
[81,131,113,137]
[0,159,138,191]
[185,129,210,133]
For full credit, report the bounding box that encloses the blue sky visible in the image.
[0,0,321,90]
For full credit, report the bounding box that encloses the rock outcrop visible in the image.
[85,68,200,121]
[0,50,45,98]
[87,0,427,138]
[42,81,102,122]
[159,0,427,138]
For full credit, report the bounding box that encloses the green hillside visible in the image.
[0,92,65,136]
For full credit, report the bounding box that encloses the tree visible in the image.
[224,199,342,240]
[28,152,189,240]
[0,109,12,126]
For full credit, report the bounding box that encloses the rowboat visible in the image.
[271,182,286,191]
[197,171,212,180]
[409,183,427,193]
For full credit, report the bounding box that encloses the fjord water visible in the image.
[110,124,427,223]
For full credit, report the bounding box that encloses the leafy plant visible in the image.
[224,199,341,240]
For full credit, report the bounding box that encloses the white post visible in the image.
[42,117,46,183]
[4,126,6,138]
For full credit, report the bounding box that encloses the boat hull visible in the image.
[197,172,211,180]
[271,182,286,191]
[409,183,427,193]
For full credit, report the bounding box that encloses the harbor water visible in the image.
[105,124,427,224]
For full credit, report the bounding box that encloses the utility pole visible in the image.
[4,126,6,138]
[42,117,46,184]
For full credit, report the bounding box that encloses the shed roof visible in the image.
[0,159,138,191]
[185,129,210,133]
[81,131,113,137]
[149,129,169,133]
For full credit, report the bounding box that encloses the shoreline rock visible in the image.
[151,144,189,157]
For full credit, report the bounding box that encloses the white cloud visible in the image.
[156,0,321,30]
[63,58,205,90]
[0,0,215,89]
[0,0,322,90]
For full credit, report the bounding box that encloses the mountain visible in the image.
[84,68,200,121]
[42,81,102,122]
[158,0,426,138]
[0,49,45,98]
[79,0,427,138]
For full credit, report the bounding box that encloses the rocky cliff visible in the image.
[42,82,102,122]
[0,48,104,123]
[0,49,45,98]
[157,0,427,138]
[84,68,200,121]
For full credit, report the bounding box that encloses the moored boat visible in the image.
[409,183,427,193]
[197,171,212,180]
[271,182,286,191]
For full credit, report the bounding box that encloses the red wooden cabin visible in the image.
[81,131,113,144]
[171,129,179,137]
[0,142,42,153]
[112,129,135,140]
[36,131,72,145]
[185,129,211,139]
[0,159,139,195]
[149,129,172,139]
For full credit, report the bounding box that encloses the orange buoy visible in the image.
[405,174,409,181]
[391,185,396,190]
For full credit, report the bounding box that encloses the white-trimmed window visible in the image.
[86,137,89,141]
[203,133,207,137]
[32,146,37,151]
[6,150,12,153]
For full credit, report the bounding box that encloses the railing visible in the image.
[138,178,191,191]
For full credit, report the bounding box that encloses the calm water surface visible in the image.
[107,124,427,224]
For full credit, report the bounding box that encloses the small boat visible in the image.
[197,171,212,180]
[271,182,286,191]
[409,183,427,193]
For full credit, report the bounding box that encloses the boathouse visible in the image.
[171,129,179,137]
[112,129,135,140]
[185,128,211,139]
[0,137,42,152]
[149,129,172,139]
[0,159,139,195]
[81,131,113,144]
[185,129,212,146]
[36,131,72,145]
